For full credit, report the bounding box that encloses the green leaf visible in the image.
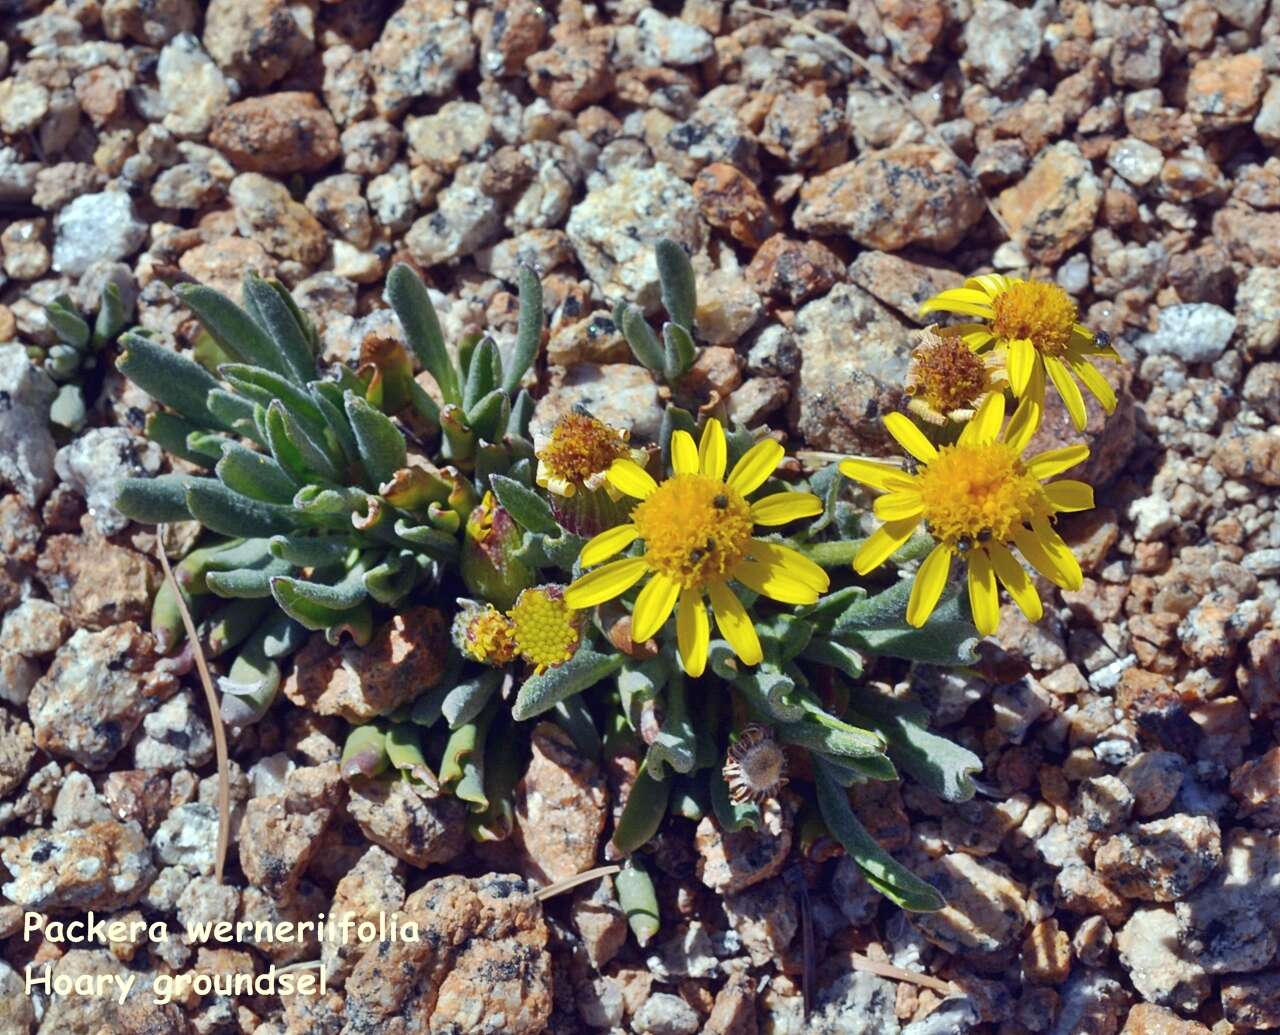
[387,263,460,405]
[799,637,864,679]
[242,275,316,385]
[392,519,459,563]
[207,389,263,444]
[616,858,661,947]
[114,475,197,523]
[611,767,670,855]
[661,322,696,381]
[216,443,299,504]
[345,391,407,487]
[205,558,295,598]
[94,282,126,346]
[503,265,543,394]
[385,724,438,787]
[643,672,697,778]
[507,388,534,439]
[221,364,327,433]
[310,381,363,474]
[268,400,343,483]
[339,724,389,780]
[847,687,982,803]
[146,413,215,468]
[553,694,601,759]
[185,479,295,537]
[462,336,501,412]
[117,334,223,429]
[201,597,272,657]
[440,668,503,730]
[271,554,373,612]
[362,551,420,606]
[513,646,624,721]
[814,757,945,912]
[270,577,370,632]
[176,282,291,376]
[269,534,353,567]
[775,717,886,762]
[656,238,696,331]
[709,766,761,833]
[619,304,663,372]
[46,300,90,350]
[465,388,508,443]
[489,474,558,535]
[833,581,980,666]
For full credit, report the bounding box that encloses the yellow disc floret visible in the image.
[915,442,1047,549]
[990,280,1077,358]
[510,586,581,673]
[537,412,635,496]
[453,603,517,666]
[630,475,754,589]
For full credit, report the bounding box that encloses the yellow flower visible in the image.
[920,275,1120,433]
[535,411,646,498]
[905,325,1006,426]
[564,419,829,677]
[840,394,1093,636]
[509,585,582,673]
[452,602,517,666]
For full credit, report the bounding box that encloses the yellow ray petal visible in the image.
[873,491,925,521]
[1031,515,1083,591]
[959,392,1005,446]
[670,429,699,475]
[1006,338,1037,396]
[607,458,657,499]
[564,556,649,608]
[748,539,830,593]
[961,329,996,350]
[883,413,939,464]
[708,581,762,666]
[676,588,709,677]
[906,543,952,628]
[1003,394,1042,455]
[1026,444,1089,480]
[967,548,999,636]
[919,287,998,312]
[631,572,681,642]
[988,541,1042,623]
[1069,355,1118,415]
[1045,354,1087,432]
[968,273,1010,297]
[726,438,784,496]
[853,517,921,575]
[734,558,822,605]
[1012,524,1068,588]
[1044,479,1094,512]
[580,523,639,567]
[838,458,917,493]
[751,491,823,526]
[698,418,727,479]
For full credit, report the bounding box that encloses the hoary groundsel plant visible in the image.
[114,243,1120,932]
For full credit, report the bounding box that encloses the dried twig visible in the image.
[851,953,955,995]
[155,528,232,884]
[534,864,623,901]
[739,3,1013,239]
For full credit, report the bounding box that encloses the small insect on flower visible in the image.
[564,419,830,678]
[905,325,1007,426]
[509,585,583,674]
[840,393,1094,636]
[452,601,517,666]
[920,275,1120,433]
[723,725,789,804]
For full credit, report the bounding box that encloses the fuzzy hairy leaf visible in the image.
[662,322,696,381]
[832,580,980,666]
[489,474,558,535]
[177,283,289,376]
[114,475,196,523]
[619,303,663,372]
[655,239,696,331]
[118,334,224,429]
[387,263,460,405]
[216,443,298,504]
[503,265,544,394]
[611,767,670,856]
[185,479,295,538]
[344,392,406,486]
[241,275,316,385]
[513,646,624,721]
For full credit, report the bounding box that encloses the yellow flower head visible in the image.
[510,584,582,673]
[905,325,1006,426]
[920,275,1120,433]
[452,602,517,666]
[535,411,645,498]
[564,419,830,677]
[840,394,1094,636]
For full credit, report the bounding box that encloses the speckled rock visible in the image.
[0,960,34,1033]
[961,0,1043,90]
[789,282,912,454]
[52,191,148,276]
[152,802,219,875]
[370,0,475,118]
[1117,907,1211,1011]
[36,535,158,630]
[342,873,552,1034]
[1186,52,1266,129]
[566,165,706,314]
[210,92,339,174]
[283,607,447,722]
[1221,972,1280,1029]
[53,427,162,536]
[103,0,198,45]
[1133,304,1235,364]
[346,775,467,868]
[133,690,214,772]
[526,31,611,112]
[847,250,964,325]
[178,235,275,300]
[746,234,843,305]
[516,722,608,884]
[911,853,1029,960]
[808,953,901,1035]
[1120,1004,1210,1035]
[0,344,57,505]
[27,623,176,770]
[1095,816,1222,903]
[695,798,792,895]
[570,876,627,970]
[723,877,799,968]
[1119,751,1185,817]
[406,164,502,266]
[157,32,230,139]
[633,992,701,1035]
[239,788,334,897]
[202,0,314,90]
[0,705,35,798]
[998,141,1102,265]
[1177,828,1280,974]
[694,163,777,249]
[229,172,328,266]
[1,819,154,910]
[531,363,662,443]
[795,146,983,253]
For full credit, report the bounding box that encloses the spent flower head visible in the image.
[905,325,1006,426]
[723,724,789,804]
[564,419,829,677]
[841,393,1093,635]
[453,602,518,666]
[536,410,645,498]
[920,275,1119,433]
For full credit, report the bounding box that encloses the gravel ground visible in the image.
[1,1,1279,1033]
